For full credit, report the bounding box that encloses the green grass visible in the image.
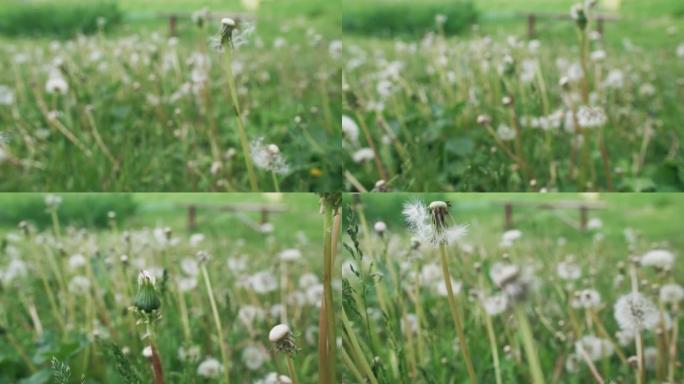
[340,193,684,383]
[0,193,330,383]
[0,0,341,192]
[342,1,684,192]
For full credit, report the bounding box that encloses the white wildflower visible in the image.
[251,138,289,174]
[640,249,675,269]
[613,292,659,332]
[197,357,223,378]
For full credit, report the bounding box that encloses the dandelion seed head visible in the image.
[613,292,659,332]
[640,249,675,270]
[482,294,508,316]
[659,283,684,304]
[197,357,223,378]
[575,335,613,362]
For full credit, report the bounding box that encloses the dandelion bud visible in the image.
[559,76,570,89]
[269,323,297,354]
[570,4,588,31]
[134,271,161,314]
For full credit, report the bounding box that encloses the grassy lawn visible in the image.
[341,193,684,382]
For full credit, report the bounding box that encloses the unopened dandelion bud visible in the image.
[134,271,161,314]
[269,323,297,354]
[570,4,588,31]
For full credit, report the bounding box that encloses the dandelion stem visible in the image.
[286,355,299,384]
[201,265,231,384]
[438,243,477,384]
[513,305,545,384]
[319,202,337,383]
[224,49,258,191]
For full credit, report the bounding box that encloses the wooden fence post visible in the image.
[169,14,178,37]
[504,203,513,230]
[579,206,588,230]
[527,14,536,38]
[188,205,196,230]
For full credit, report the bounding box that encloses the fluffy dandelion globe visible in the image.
[197,357,223,378]
[373,221,387,234]
[613,292,659,332]
[640,249,675,269]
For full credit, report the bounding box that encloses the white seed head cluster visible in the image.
[613,292,659,333]
[640,249,675,270]
[575,335,614,362]
[251,137,290,174]
[403,200,467,246]
[197,357,223,378]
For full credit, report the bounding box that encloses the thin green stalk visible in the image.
[320,204,336,383]
[438,244,477,384]
[224,49,258,191]
[514,306,545,384]
[201,265,231,384]
[286,355,299,384]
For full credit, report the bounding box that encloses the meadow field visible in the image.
[0,0,341,192]
[340,193,684,383]
[342,0,684,192]
[0,193,342,383]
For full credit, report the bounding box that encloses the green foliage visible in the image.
[0,194,137,229]
[0,0,122,38]
[342,0,478,37]
[100,342,144,384]
[50,357,83,384]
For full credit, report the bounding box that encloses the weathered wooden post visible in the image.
[596,16,605,36]
[504,203,513,230]
[579,206,588,230]
[527,14,536,38]
[260,208,269,224]
[169,14,178,37]
[188,204,197,230]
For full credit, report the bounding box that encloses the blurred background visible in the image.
[0,193,325,249]
[343,0,683,49]
[0,0,339,41]
[346,193,684,256]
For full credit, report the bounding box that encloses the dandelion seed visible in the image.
[496,124,516,141]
